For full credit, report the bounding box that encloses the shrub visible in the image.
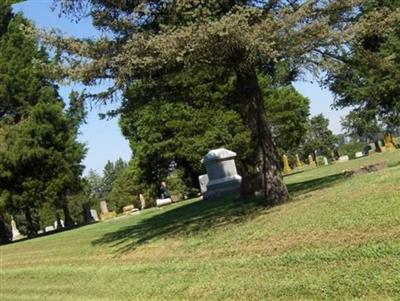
[338,141,365,159]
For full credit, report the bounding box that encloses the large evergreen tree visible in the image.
[340,109,382,142]
[0,5,50,125]
[120,102,250,192]
[0,96,86,236]
[262,80,310,155]
[0,4,86,237]
[49,0,391,205]
[302,114,338,159]
[327,0,400,130]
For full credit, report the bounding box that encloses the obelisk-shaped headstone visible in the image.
[11,217,21,241]
[282,154,292,175]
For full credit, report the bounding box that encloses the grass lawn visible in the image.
[1,151,400,300]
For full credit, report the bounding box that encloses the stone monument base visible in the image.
[156,198,172,207]
[204,175,241,200]
[100,211,116,221]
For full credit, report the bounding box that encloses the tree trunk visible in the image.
[235,69,290,206]
[0,217,10,244]
[62,203,75,228]
[24,209,37,237]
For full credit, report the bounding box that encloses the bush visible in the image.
[166,169,191,201]
[338,141,365,159]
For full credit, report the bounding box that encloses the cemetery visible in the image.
[1,1,400,300]
[1,149,400,300]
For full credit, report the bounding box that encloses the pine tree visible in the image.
[327,0,400,131]
[0,9,50,125]
[0,6,86,237]
[302,114,338,159]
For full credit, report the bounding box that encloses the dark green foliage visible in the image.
[0,12,51,124]
[0,7,86,236]
[0,98,86,235]
[120,101,251,196]
[0,212,11,244]
[262,79,310,155]
[85,159,128,212]
[66,190,90,225]
[86,170,104,202]
[338,141,365,159]
[340,110,382,142]
[302,114,338,159]
[102,159,127,200]
[108,165,142,212]
[0,1,13,38]
[166,169,193,200]
[118,70,308,201]
[327,0,400,129]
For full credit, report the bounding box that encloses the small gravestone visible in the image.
[198,174,209,195]
[282,154,292,175]
[45,225,55,232]
[355,152,364,158]
[201,148,242,200]
[139,194,146,210]
[295,154,303,170]
[338,155,349,162]
[99,201,116,221]
[100,201,108,214]
[123,204,138,214]
[308,154,316,167]
[156,198,172,207]
[37,230,44,235]
[53,219,64,229]
[11,217,21,241]
[323,157,329,165]
[384,132,396,151]
[90,209,99,221]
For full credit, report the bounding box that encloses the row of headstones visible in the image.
[10,200,128,241]
[281,134,398,176]
[197,147,355,191]
[282,153,337,175]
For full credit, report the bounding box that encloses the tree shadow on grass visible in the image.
[287,173,346,196]
[92,195,267,254]
[92,173,347,254]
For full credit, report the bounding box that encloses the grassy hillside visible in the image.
[1,151,400,300]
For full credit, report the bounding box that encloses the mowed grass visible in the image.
[1,151,400,301]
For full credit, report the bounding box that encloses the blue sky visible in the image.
[13,0,350,175]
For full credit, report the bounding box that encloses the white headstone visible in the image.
[45,225,55,232]
[198,174,209,194]
[54,219,64,229]
[90,209,99,221]
[355,152,364,158]
[338,155,350,162]
[201,148,242,199]
[100,201,108,214]
[11,218,21,240]
[156,198,172,207]
[139,194,146,210]
[323,157,329,165]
